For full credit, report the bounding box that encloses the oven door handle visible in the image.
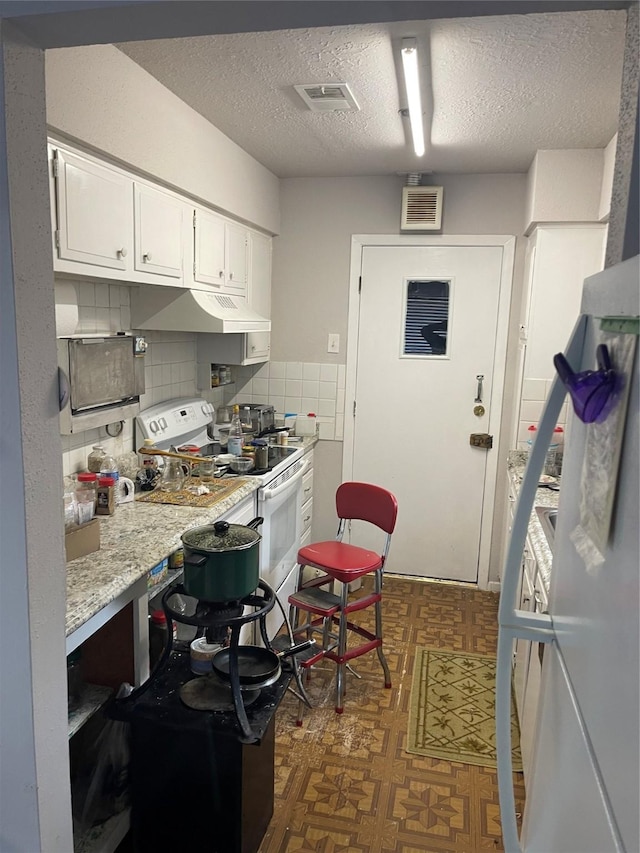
[261,459,309,500]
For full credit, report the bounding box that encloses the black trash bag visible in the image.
[74,683,133,833]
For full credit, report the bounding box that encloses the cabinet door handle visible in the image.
[303,514,311,524]
[143,252,152,262]
[229,272,234,280]
[219,270,224,278]
[117,247,127,259]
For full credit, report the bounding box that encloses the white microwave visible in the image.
[57,334,147,434]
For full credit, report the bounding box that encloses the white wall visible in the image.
[273,172,528,561]
[599,134,618,221]
[0,20,72,852]
[45,44,280,235]
[525,148,604,233]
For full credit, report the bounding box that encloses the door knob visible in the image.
[116,247,127,259]
[143,252,152,262]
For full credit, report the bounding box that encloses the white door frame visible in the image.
[343,234,516,590]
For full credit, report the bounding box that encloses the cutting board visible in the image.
[135,480,246,508]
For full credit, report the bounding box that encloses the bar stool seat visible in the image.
[287,481,398,722]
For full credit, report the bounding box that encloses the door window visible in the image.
[402,278,451,357]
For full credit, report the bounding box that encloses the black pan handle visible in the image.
[184,553,207,567]
[276,639,315,660]
[247,516,264,530]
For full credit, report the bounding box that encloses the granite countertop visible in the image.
[507,451,560,593]
[66,479,258,639]
[66,436,317,641]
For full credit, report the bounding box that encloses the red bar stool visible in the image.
[287,481,398,722]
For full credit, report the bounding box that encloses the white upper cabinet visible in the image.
[224,222,248,296]
[245,231,272,360]
[193,207,226,288]
[134,183,184,279]
[193,207,248,299]
[52,147,133,272]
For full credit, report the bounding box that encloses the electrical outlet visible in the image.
[327,333,340,353]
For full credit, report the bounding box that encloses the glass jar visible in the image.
[75,472,98,523]
[87,444,107,474]
[96,476,116,515]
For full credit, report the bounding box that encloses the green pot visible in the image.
[181,517,263,602]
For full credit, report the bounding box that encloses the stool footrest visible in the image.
[326,637,382,665]
[342,592,381,615]
[289,587,341,616]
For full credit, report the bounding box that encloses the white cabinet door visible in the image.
[193,207,226,289]
[225,222,248,297]
[245,331,271,362]
[134,184,183,280]
[53,147,133,271]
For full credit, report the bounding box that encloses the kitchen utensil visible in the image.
[137,446,215,464]
[217,425,255,448]
[158,458,186,492]
[181,517,263,601]
[211,640,315,687]
[252,441,269,470]
[229,456,253,474]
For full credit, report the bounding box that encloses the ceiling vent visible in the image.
[294,83,360,112]
[401,186,443,231]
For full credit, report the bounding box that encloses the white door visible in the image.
[350,243,511,583]
[225,222,248,297]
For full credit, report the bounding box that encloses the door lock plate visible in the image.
[469,433,493,449]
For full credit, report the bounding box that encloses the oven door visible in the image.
[256,458,309,637]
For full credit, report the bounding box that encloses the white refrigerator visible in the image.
[496,255,639,853]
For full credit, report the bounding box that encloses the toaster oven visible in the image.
[236,403,275,435]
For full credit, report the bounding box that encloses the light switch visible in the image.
[327,333,340,353]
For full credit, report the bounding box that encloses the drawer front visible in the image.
[301,466,314,506]
[299,526,312,550]
[301,497,313,537]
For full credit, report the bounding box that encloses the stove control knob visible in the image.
[149,420,159,434]
[158,417,167,431]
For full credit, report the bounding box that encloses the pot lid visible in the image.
[182,520,261,552]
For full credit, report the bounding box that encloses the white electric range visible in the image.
[136,397,308,635]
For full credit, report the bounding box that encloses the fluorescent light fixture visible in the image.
[401,38,425,157]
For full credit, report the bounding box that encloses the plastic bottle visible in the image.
[227,404,244,457]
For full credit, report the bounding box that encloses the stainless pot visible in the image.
[180,517,263,602]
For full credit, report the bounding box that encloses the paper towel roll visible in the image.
[54,281,79,336]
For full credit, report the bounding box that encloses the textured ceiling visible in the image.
[117,10,626,177]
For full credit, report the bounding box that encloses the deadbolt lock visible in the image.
[473,405,485,417]
[469,433,493,449]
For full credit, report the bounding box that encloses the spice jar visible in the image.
[96,476,116,515]
[87,444,107,474]
[75,472,98,523]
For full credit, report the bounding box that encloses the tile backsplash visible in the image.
[517,377,568,450]
[58,280,345,475]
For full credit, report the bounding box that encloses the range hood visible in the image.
[130,287,270,334]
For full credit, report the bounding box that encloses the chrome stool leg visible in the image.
[335,581,350,713]
[374,569,391,688]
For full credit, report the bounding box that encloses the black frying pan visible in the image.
[212,640,314,687]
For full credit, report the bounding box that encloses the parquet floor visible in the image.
[259,578,525,853]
